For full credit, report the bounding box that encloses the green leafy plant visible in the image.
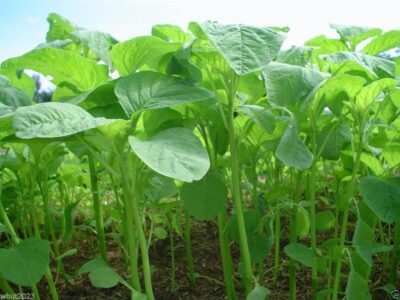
[0,13,399,300]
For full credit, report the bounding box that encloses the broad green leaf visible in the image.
[345,270,369,300]
[296,206,310,238]
[46,13,76,42]
[238,73,266,102]
[355,244,392,267]
[390,89,400,108]
[181,172,227,220]
[128,127,210,182]
[316,121,351,160]
[0,86,31,107]
[228,211,261,242]
[77,257,108,275]
[0,103,14,117]
[152,24,192,43]
[284,243,313,267]
[208,115,229,155]
[275,123,313,170]
[110,36,181,75]
[115,71,213,116]
[360,176,400,224]
[319,75,366,115]
[61,80,118,110]
[353,219,375,246]
[144,174,178,203]
[321,52,396,79]
[63,200,81,242]
[153,227,168,239]
[263,62,328,106]
[382,144,400,168]
[0,70,35,98]
[77,258,129,290]
[305,35,347,55]
[36,39,73,50]
[89,103,126,119]
[200,21,285,75]
[316,211,335,232]
[330,24,382,48]
[72,29,117,67]
[13,102,115,139]
[0,112,15,140]
[1,48,109,91]
[379,95,397,124]
[83,120,130,152]
[248,233,273,263]
[363,30,400,55]
[89,267,122,288]
[165,46,203,83]
[240,122,269,148]
[0,74,9,88]
[143,108,183,137]
[237,105,275,134]
[355,78,397,113]
[360,153,384,176]
[0,238,50,286]
[276,46,313,66]
[353,216,392,266]
[247,284,270,300]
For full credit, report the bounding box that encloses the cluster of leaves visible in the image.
[1,13,400,300]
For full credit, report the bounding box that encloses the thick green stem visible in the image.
[88,154,108,262]
[308,118,319,299]
[227,115,254,293]
[332,132,363,300]
[225,74,253,294]
[40,181,66,279]
[0,197,19,245]
[289,173,303,300]
[31,285,41,300]
[43,269,59,300]
[110,176,130,268]
[0,276,14,295]
[130,187,155,299]
[252,154,265,285]
[309,164,318,299]
[118,154,154,300]
[169,224,176,291]
[390,221,400,284]
[217,211,237,300]
[30,202,59,300]
[184,214,196,286]
[273,210,281,283]
[118,159,141,293]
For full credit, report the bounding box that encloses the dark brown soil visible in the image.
[31,219,399,300]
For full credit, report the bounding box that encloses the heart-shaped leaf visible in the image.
[1,48,109,91]
[275,122,313,170]
[360,176,400,224]
[13,102,115,139]
[181,172,227,220]
[284,243,313,268]
[200,21,285,75]
[115,71,213,116]
[128,127,210,182]
[263,62,328,106]
[0,238,50,286]
[110,36,181,75]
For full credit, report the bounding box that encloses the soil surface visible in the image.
[31,219,398,300]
